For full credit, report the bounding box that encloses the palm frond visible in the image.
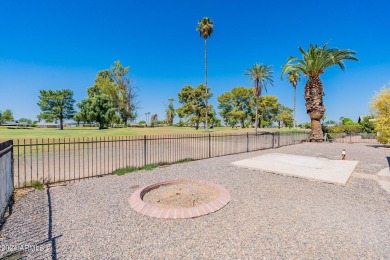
[281,43,358,77]
[244,63,273,96]
[196,17,214,39]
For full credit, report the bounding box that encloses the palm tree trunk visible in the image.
[293,85,296,128]
[305,76,325,142]
[204,38,208,131]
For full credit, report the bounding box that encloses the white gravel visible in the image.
[1,142,390,259]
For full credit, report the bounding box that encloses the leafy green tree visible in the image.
[341,117,358,125]
[196,17,214,131]
[245,63,273,132]
[299,122,311,129]
[360,116,375,133]
[370,85,390,143]
[18,118,32,125]
[218,87,253,128]
[165,98,176,126]
[37,114,55,123]
[327,125,362,134]
[285,70,300,128]
[110,61,138,124]
[37,89,76,130]
[88,61,138,125]
[76,94,115,129]
[217,92,234,127]
[256,96,279,128]
[111,113,121,126]
[88,70,116,98]
[157,120,167,125]
[325,120,337,125]
[282,43,358,141]
[275,105,294,128]
[177,84,210,130]
[0,109,14,124]
[176,119,185,127]
[200,105,217,127]
[73,113,83,126]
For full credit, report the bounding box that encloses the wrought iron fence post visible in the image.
[11,140,14,189]
[144,135,147,166]
[10,140,14,214]
[272,132,275,149]
[208,133,211,158]
[246,132,249,152]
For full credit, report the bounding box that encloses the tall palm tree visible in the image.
[282,43,358,142]
[196,17,214,131]
[287,70,300,128]
[244,63,273,133]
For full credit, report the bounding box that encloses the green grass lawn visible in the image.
[0,126,307,141]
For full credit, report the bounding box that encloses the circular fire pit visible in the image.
[129,179,230,219]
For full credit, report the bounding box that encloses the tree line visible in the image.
[36,61,138,130]
[172,85,294,130]
[3,17,367,143]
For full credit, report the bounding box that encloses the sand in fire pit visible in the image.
[142,182,219,208]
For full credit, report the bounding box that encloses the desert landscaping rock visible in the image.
[1,142,390,258]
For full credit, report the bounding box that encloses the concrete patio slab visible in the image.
[377,167,390,177]
[231,153,359,185]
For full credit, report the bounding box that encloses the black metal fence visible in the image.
[1,140,13,220]
[12,132,309,188]
[327,133,378,144]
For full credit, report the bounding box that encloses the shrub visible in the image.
[327,124,362,134]
[360,116,375,133]
[31,181,45,190]
[177,119,185,127]
[114,167,138,175]
[143,163,159,170]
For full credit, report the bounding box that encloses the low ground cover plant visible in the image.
[113,158,194,175]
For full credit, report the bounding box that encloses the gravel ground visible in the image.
[1,142,390,259]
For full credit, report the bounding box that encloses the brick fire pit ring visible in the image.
[129,179,230,219]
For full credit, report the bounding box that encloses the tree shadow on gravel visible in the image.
[387,157,390,168]
[367,144,390,149]
[0,188,61,259]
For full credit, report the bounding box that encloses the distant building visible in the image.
[36,122,60,128]
[358,115,376,123]
[0,121,30,127]
[323,122,336,127]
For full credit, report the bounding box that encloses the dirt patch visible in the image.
[13,188,34,203]
[142,182,218,208]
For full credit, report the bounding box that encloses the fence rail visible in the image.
[1,140,13,220]
[328,133,378,144]
[12,132,309,188]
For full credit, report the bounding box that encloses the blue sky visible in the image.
[0,0,389,124]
